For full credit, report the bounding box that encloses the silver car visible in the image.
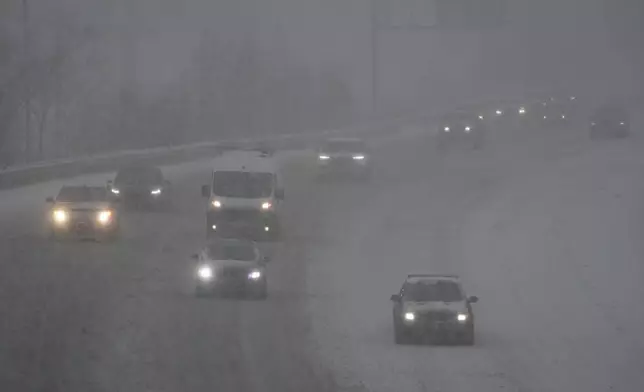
[192,239,270,299]
[390,274,478,345]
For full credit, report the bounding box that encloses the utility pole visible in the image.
[370,0,379,114]
[22,0,31,162]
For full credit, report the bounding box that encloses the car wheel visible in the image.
[195,285,211,298]
[253,282,268,300]
[461,325,475,346]
[393,321,410,345]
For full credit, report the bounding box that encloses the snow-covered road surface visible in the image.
[1,121,643,391]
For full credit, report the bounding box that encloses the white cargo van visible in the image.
[201,149,284,240]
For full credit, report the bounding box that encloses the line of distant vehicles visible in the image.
[434,94,631,151]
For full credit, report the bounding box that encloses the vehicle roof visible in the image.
[405,274,461,284]
[211,150,278,173]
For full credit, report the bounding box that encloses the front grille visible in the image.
[219,209,262,222]
[70,208,96,212]
[420,311,455,323]
[221,268,249,280]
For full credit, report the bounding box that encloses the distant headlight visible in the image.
[444,126,450,132]
[261,202,272,210]
[211,200,222,208]
[248,269,262,280]
[403,312,415,321]
[464,126,471,132]
[591,122,596,126]
[478,115,484,120]
[318,155,330,160]
[97,210,113,225]
[52,209,68,224]
[620,122,625,125]
[197,265,214,281]
[150,188,162,195]
[519,107,526,114]
[570,96,576,100]
[561,114,566,119]
[352,155,365,160]
[110,188,120,195]
[457,313,468,322]
[495,110,503,115]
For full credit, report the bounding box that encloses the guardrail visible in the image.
[0,115,409,190]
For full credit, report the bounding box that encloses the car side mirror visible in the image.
[201,185,210,197]
[275,189,284,200]
[390,294,401,302]
[191,253,199,260]
[262,256,271,263]
[468,295,479,303]
[46,197,54,203]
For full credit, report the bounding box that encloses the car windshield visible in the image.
[323,140,366,153]
[404,280,463,302]
[56,187,108,202]
[206,242,256,261]
[212,171,273,198]
[115,166,163,185]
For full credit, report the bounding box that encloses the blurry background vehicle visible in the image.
[316,138,372,180]
[436,111,487,151]
[108,165,171,210]
[589,103,630,139]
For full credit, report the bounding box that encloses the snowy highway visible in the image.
[1,122,644,391]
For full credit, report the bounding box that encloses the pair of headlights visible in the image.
[211,200,272,210]
[318,155,365,160]
[403,312,468,322]
[443,126,472,132]
[197,265,262,281]
[52,209,113,225]
[110,188,161,195]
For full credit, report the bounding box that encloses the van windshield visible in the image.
[212,171,273,198]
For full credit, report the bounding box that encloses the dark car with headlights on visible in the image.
[108,165,171,209]
[192,239,269,299]
[46,185,120,241]
[589,103,630,139]
[316,138,372,180]
[436,111,486,151]
[390,274,478,345]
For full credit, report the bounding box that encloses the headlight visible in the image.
[197,265,214,280]
[443,126,450,132]
[211,200,222,208]
[561,114,566,119]
[318,155,330,160]
[620,122,625,125]
[478,115,484,120]
[519,107,526,114]
[150,188,162,195]
[110,188,120,195]
[570,96,576,100]
[495,110,503,115]
[403,312,415,321]
[248,269,262,280]
[261,202,272,210]
[464,126,471,132]
[352,155,365,160]
[97,210,113,225]
[457,313,468,322]
[52,209,68,224]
